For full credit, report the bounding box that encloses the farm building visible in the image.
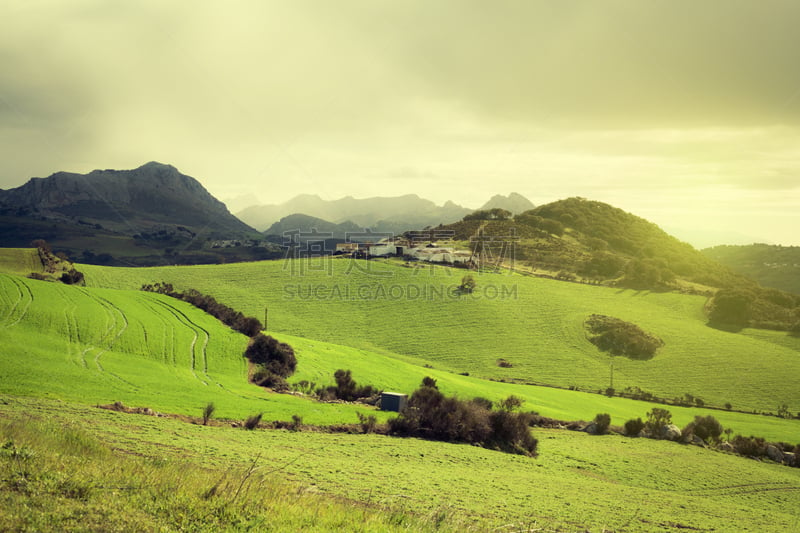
[380,392,408,412]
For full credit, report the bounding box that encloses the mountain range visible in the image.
[237,192,534,235]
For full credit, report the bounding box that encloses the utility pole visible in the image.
[264,307,268,331]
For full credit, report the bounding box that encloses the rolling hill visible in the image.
[703,243,800,294]
[77,256,800,416]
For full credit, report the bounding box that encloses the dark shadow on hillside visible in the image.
[706,320,745,333]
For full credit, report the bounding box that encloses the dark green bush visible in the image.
[584,314,663,360]
[593,413,611,435]
[243,413,262,430]
[645,408,672,437]
[388,380,538,456]
[624,417,645,436]
[683,415,723,443]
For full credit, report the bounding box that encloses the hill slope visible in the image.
[79,257,800,414]
[703,244,800,294]
[0,272,373,423]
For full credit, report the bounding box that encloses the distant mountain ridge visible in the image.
[0,162,273,266]
[238,192,534,234]
[264,214,362,239]
[0,162,255,236]
[479,192,535,214]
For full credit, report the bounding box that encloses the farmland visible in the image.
[1,248,800,531]
[80,256,800,414]
[2,396,800,532]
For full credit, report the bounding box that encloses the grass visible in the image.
[2,264,797,441]
[0,398,461,532]
[0,248,42,276]
[0,273,378,424]
[78,256,800,414]
[2,396,799,532]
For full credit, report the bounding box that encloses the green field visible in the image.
[0,272,380,424]
[2,397,799,532]
[80,256,800,414]
[2,249,800,530]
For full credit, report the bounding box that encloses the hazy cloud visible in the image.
[1,1,798,245]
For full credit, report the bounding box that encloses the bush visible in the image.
[245,334,297,378]
[60,269,85,285]
[388,379,537,456]
[318,369,378,402]
[593,413,611,435]
[357,413,377,434]
[243,413,262,430]
[584,314,663,360]
[202,402,216,426]
[731,435,767,457]
[683,415,723,443]
[624,417,645,436]
[645,408,672,437]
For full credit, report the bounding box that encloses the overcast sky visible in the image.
[2,1,799,247]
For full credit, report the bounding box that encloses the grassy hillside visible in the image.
[2,397,799,532]
[80,257,800,414]
[0,265,797,441]
[0,273,378,424]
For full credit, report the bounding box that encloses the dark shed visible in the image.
[380,392,408,412]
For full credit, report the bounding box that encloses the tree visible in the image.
[683,415,723,443]
[592,413,611,435]
[709,289,753,327]
[645,408,672,437]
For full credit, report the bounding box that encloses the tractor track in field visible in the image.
[77,288,137,390]
[2,276,34,328]
[684,481,800,497]
[151,298,214,386]
[55,286,84,368]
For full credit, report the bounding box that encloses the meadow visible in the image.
[1,254,797,441]
[1,396,799,532]
[2,248,800,531]
[80,255,800,414]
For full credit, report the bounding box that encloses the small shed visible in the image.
[380,392,408,412]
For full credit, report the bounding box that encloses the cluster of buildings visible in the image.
[334,239,473,265]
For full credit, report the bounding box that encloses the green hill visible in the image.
[77,256,800,415]
[0,272,378,424]
[703,243,800,294]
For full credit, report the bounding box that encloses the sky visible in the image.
[1,0,799,248]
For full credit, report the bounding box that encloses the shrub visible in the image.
[202,402,216,426]
[60,269,85,285]
[388,379,537,456]
[496,358,513,368]
[318,369,378,402]
[593,413,611,435]
[243,413,262,430]
[645,408,672,437]
[498,395,523,412]
[624,417,645,436]
[245,334,296,378]
[731,435,767,457]
[290,415,303,431]
[357,413,377,434]
[683,415,723,443]
[584,314,663,360]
